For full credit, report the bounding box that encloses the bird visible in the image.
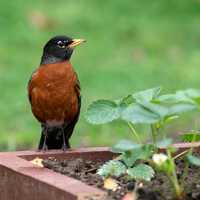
[28,35,85,151]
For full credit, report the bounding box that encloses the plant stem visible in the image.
[173,150,189,160]
[127,122,142,144]
[169,176,183,199]
[151,124,157,145]
[166,149,183,199]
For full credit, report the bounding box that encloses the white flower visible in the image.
[152,153,168,166]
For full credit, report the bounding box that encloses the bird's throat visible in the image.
[40,53,67,65]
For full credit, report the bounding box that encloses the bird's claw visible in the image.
[42,144,48,152]
[62,143,67,152]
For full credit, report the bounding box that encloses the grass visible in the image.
[1,0,200,150]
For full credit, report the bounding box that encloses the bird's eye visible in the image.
[57,41,65,48]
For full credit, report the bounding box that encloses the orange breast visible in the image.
[28,61,80,125]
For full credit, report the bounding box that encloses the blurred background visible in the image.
[1,0,200,151]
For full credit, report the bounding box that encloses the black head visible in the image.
[40,35,85,65]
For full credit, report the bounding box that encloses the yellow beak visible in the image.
[69,39,86,48]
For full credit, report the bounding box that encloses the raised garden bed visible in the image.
[42,152,200,200]
[0,147,114,200]
[1,143,200,200]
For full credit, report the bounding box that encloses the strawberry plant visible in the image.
[85,87,200,199]
[85,87,200,144]
[152,138,200,199]
[97,141,155,182]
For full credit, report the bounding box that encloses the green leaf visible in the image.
[176,89,200,103]
[158,89,200,105]
[154,99,196,118]
[168,103,196,115]
[85,100,120,124]
[132,87,162,102]
[112,140,141,153]
[141,144,155,159]
[97,160,126,177]
[157,94,177,104]
[120,144,154,167]
[156,138,172,148]
[120,95,135,106]
[127,164,155,181]
[139,101,169,118]
[121,104,160,124]
[187,154,200,167]
[122,98,178,124]
[172,90,195,103]
[180,131,200,142]
[120,151,139,167]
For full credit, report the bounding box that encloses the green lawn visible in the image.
[1,0,200,151]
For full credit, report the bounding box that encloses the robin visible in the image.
[28,35,85,150]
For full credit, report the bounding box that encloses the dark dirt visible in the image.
[43,156,200,200]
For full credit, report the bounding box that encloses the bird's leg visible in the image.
[61,127,67,151]
[42,126,48,152]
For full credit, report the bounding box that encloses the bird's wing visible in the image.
[63,73,81,141]
[74,73,81,107]
[27,70,38,103]
[27,70,45,123]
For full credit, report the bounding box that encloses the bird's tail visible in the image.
[38,126,71,150]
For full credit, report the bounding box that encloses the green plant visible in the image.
[85,87,200,144]
[97,141,155,182]
[97,137,200,199]
[152,140,200,199]
[85,87,200,199]
[152,143,183,199]
[179,130,200,142]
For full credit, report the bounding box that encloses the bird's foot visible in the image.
[42,144,48,152]
[62,143,67,152]
[62,142,71,152]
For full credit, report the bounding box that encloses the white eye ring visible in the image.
[57,41,65,48]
